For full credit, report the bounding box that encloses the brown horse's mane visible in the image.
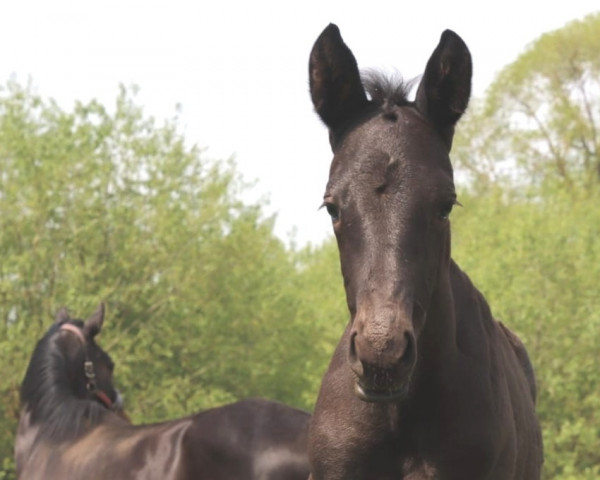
[19,321,110,442]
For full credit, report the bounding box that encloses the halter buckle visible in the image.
[84,360,96,391]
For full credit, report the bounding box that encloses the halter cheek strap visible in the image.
[59,323,115,410]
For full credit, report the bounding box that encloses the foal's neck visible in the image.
[414,263,458,383]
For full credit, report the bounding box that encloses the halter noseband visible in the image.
[59,323,116,411]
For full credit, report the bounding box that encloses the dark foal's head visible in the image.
[54,304,123,412]
[310,25,471,402]
[20,303,124,440]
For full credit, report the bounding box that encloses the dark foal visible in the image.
[16,304,310,480]
[306,24,543,479]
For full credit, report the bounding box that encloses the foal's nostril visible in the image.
[349,331,357,360]
[400,332,415,366]
[348,330,364,377]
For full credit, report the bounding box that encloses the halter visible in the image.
[59,323,117,411]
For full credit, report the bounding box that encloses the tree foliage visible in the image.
[291,240,348,406]
[1,12,599,479]
[450,11,600,478]
[454,12,600,193]
[451,189,600,479]
[0,82,322,477]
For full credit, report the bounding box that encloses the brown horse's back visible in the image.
[17,417,190,480]
[18,400,310,480]
[180,398,310,480]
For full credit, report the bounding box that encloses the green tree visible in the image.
[449,15,600,472]
[292,239,347,407]
[451,188,600,479]
[451,13,600,477]
[454,12,600,193]
[0,81,318,476]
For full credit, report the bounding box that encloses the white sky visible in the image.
[1,1,598,246]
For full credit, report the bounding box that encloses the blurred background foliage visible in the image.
[1,13,599,480]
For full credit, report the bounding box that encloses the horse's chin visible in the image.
[354,381,409,403]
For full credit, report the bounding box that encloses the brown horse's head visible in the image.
[55,303,124,413]
[19,304,125,441]
[309,24,471,402]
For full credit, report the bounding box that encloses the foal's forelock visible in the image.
[361,71,414,108]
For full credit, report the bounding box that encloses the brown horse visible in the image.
[306,24,543,479]
[15,304,310,479]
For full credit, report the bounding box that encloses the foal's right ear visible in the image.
[309,24,369,131]
[83,303,105,339]
[415,30,472,150]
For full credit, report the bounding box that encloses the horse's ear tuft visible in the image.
[415,29,472,150]
[83,303,105,339]
[309,24,369,132]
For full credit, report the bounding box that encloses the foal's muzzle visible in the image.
[349,315,416,402]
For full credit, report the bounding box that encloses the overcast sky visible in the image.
[1,1,598,245]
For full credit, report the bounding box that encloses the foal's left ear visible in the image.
[55,307,71,325]
[415,30,472,150]
[309,24,369,133]
[83,303,105,339]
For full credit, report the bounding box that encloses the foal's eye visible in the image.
[439,201,455,220]
[324,202,340,223]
